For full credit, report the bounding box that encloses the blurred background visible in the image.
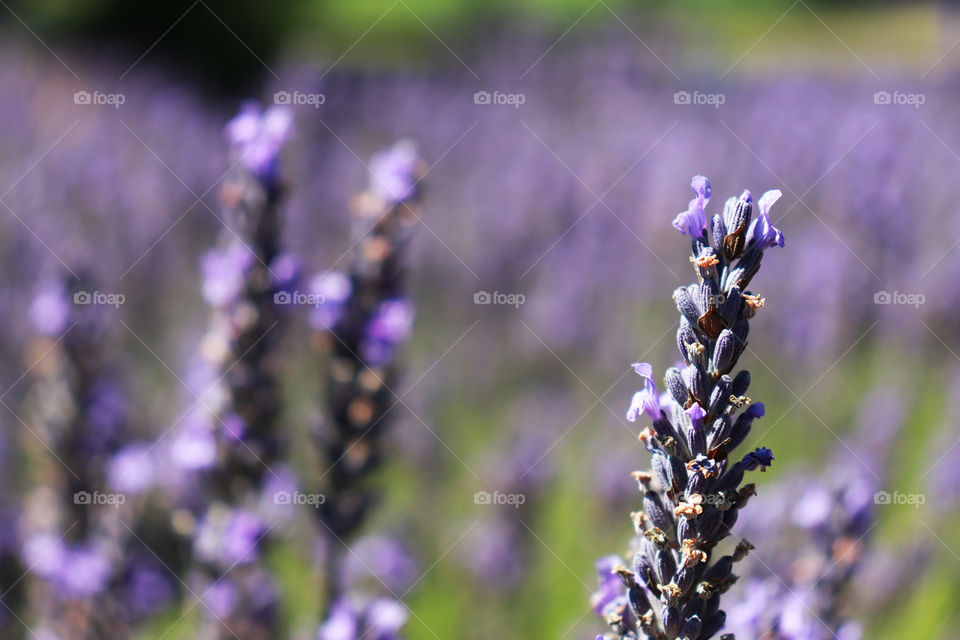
[1,0,959,638]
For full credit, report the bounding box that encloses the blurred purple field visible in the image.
[1,2,960,639]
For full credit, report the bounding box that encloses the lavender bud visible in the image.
[674,286,701,326]
[652,454,674,493]
[685,339,709,370]
[697,509,723,541]
[711,330,737,376]
[700,611,726,639]
[656,550,677,586]
[719,286,743,325]
[671,456,689,493]
[677,516,697,542]
[674,566,696,595]
[680,614,702,640]
[666,367,689,407]
[730,370,751,397]
[634,551,656,591]
[662,605,683,636]
[628,584,650,617]
[682,364,708,406]
[722,191,753,260]
[710,214,727,254]
[707,376,732,419]
[725,249,762,291]
[644,492,674,534]
[685,405,707,457]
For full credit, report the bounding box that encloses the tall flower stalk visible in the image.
[180,103,295,640]
[593,176,784,639]
[311,141,422,635]
[20,277,134,639]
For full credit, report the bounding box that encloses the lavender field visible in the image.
[0,1,958,638]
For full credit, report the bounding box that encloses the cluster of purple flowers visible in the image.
[592,176,784,639]
[19,275,173,638]
[174,102,297,639]
[311,140,423,637]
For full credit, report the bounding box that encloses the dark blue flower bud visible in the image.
[730,370,750,397]
[682,364,708,405]
[663,605,683,636]
[644,491,674,534]
[719,285,743,325]
[708,375,732,419]
[729,403,764,449]
[680,614,702,640]
[652,453,674,493]
[677,317,699,363]
[674,566,696,595]
[674,286,700,326]
[633,551,656,591]
[725,248,762,290]
[711,330,737,376]
[722,191,753,260]
[700,611,726,639]
[677,515,697,542]
[628,584,650,617]
[656,549,677,586]
[666,367,689,406]
[710,214,727,254]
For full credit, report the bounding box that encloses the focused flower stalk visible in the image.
[593,176,784,639]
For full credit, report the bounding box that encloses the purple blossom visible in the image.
[29,284,71,336]
[672,175,711,237]
[194,508,265,567]
[369,139,420,204]
[626,362,660,422]
[224,102,293,184]
[746,189,785,250]
[589,555,626,616]
[741,446,775,471]
[308,271,352,330]
[318,597,408,640]
[200,243,255,307]
[362,299,415,366]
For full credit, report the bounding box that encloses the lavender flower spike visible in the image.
[593,176,784,640]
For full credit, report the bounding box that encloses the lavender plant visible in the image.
[20,277,136,639]
[178,102,296,640]
[311,140,423,633]
[592,176,783,639]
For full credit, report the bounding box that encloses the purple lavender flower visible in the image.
[224,102,293,186]
[626,362,661,423]
[672,175,711,238]
[319,597,408,640]
[593,176,783,639]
